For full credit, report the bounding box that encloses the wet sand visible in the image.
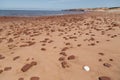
[0,12,120,80]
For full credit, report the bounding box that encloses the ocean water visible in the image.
[0,10,84,16]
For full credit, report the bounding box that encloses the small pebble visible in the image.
[4,67,12,71]
[98,53,104,56]
[0,69,3,74]
[0,54,5,60]
[68,55,75,60]
[58,57,65,61]
[103,63,111,68]
[13,56,20,61]
[61,61,69,68]
[59,52,67,56]
[30,77,40,80]
[41,48,46,51]
[109,59,113,61]
[98,59,102,62]
[18,78,24,80]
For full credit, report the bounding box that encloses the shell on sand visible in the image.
[83,66,90,71]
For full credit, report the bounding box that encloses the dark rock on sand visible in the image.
[98,58,103,62]
[30,77,40,80]
[77,44,81,47]
[61,61,69,68]
[21,61,37,72]
[8,38,14,43]
[31,61,37,66]
[68,55,75,60]
[98,76,111,80]
[19,44,28,47]
[41,48,46,51]
[109,59,113,61]
[0,69,3,74]
[61,47,69,51]
[59,52,67,56]
[103,63,112,68]
[21,64,32,72]
[4,67,12,71]
[13,56,20,61]
[8,44,16,49]
[26,41,36,46]
[58,57,65,61]
[65,42,71,45]
[18,77,24,80]
[98,52,104,56]
[0,54,5,60]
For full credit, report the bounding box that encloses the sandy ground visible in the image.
[0,12,120,80]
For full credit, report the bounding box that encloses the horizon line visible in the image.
[0,6,119,10]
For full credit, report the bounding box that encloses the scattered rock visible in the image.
[61,47,69,51]
[98,76,111,80]
[68,55,75,60]
[41,44,46,46]
[98,53,104,56]
[8,38,14,43]
[106,40,110,42]
[103,63,111,68]
[31,61,37,66]
[109,59,113,61]
[96,41,100,43]
[10,52,14,54]
[13,56,20,61]
[21,61,37,72]
[61,61,69,68]
[59,52,67,56]
[90,43,95,46]
[77,44,81,47]
[98,59,102,62]
[58,57,65,61]
[0,54,5,60]
[53,46,57,49]
[18,78,24,80]
[8,44,16,49]
[101,31,105,35]
[0,69,3,74]
[4,67,12,71]
[30,77,40,80]
[21,64,32,72]
[19,44,28,47]
[28,41,36,46]
[65,43,70,45]
[0,28,3,32]
[41,48,46,51]
[48,40,53,43]
[26,58,30,61]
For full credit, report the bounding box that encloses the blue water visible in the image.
[0,10,84,16]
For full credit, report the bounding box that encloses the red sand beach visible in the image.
[0,12,120,80]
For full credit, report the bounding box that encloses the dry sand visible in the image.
[0,12,120,80]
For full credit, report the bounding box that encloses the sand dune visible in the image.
[0,12,120,80]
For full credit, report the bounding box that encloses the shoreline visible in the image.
[0,10,119,18]
[0,10,85,17]
[0,12,86,18]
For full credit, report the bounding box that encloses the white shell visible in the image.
[83,66,90,71]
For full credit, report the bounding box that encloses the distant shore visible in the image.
[63,7,120,12]
[0,10,84,17]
